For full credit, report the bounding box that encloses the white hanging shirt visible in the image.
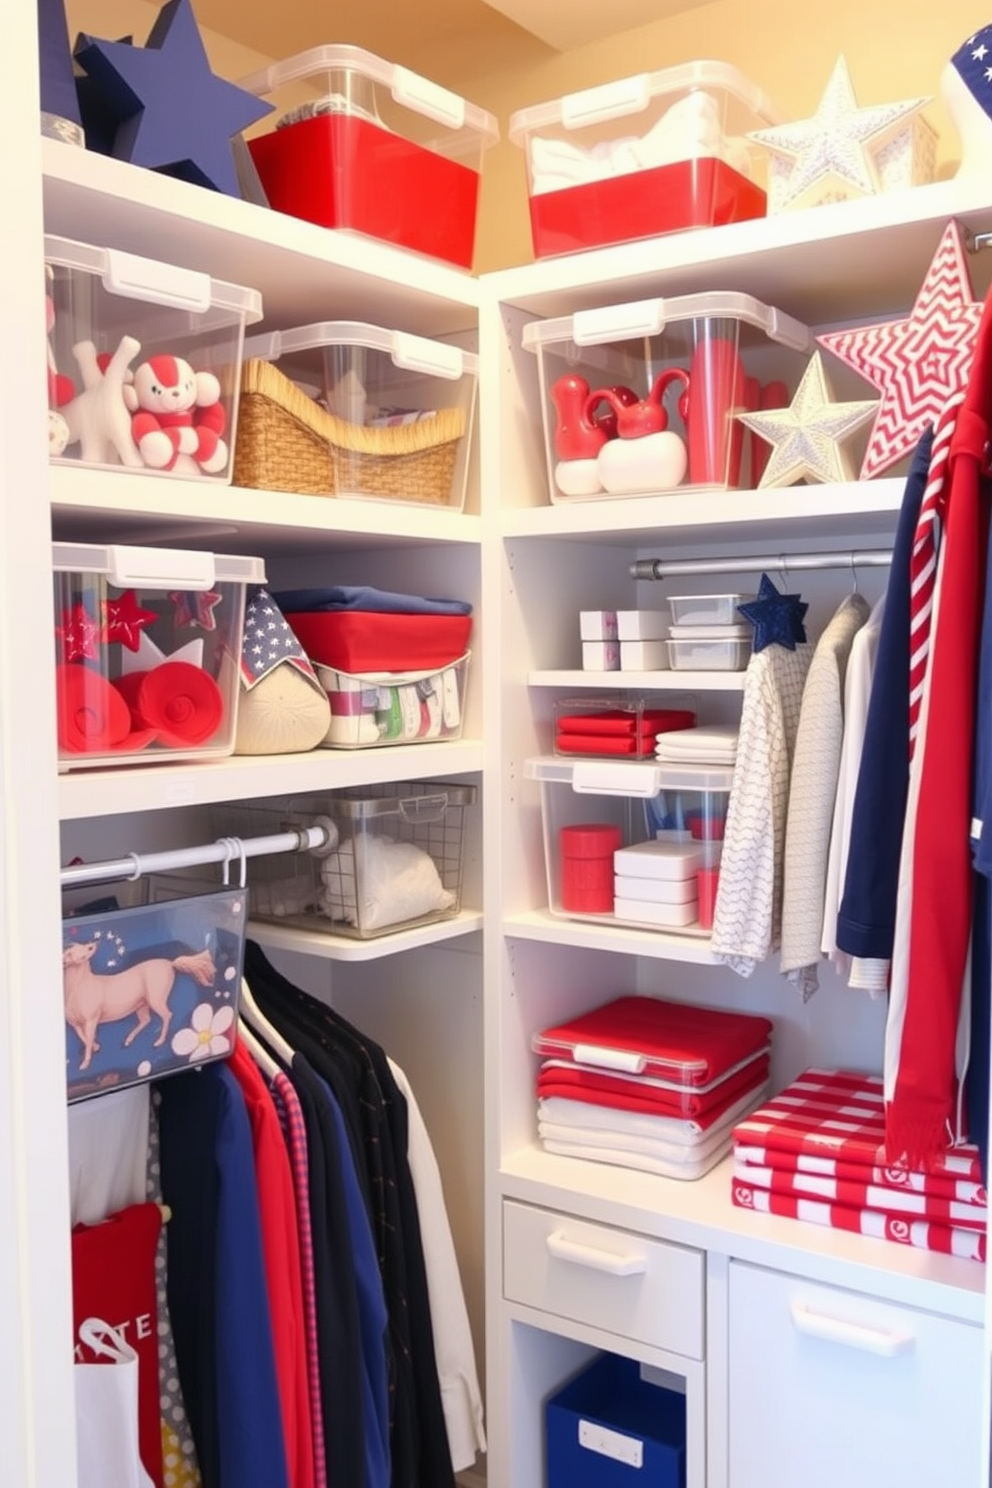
[780,593,871,999]
[387,1058,487,1473]
[820,595,886,976]
[68,1084,150,1227]
[711,641,812,976]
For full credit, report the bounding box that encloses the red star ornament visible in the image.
[817,220,984,480]
[170,589,222,630]
[56,602,101,662]
[103,589,158,651]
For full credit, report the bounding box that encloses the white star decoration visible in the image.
[817,220,983,479]
[736,353,878,487]
[119,630,205,673]
[748,56,929,211]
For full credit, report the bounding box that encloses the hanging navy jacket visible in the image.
[836,426,934,962]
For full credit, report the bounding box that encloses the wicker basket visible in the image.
[233,357,466,504]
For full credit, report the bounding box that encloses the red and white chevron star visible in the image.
[818,220,983,480]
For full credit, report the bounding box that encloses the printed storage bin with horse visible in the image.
[62,888,247,1101]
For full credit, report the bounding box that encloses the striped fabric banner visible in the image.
[908,392,963,754]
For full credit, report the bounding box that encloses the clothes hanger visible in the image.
[237,1006,282,1082]
[213,836,298,1069]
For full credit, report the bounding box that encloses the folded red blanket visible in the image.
[285,610,471,672]
[731,1140,986,1206]
[556,709,696,736]
[537,1052,770,1119]
[533,995,773,1087]
[733,1067,983,1181]
[732,1159,987,1231]
[731,1175,986,1262]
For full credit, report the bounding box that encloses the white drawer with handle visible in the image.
[503,1200,704,1359]
[727,1260,983,1488]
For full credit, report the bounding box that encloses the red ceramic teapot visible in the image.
[590,368,691,439]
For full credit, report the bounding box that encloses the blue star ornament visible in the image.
[738,573,809,653]
[74,0,273,196]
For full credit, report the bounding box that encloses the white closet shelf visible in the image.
[500,1145,985,1322]
[500,478,904,546]
[41,139,479,336]
[486,176,992,324]
[504,908,718,963]
[248,908,483,960]
[57,741,484,821]
[49,466,481,554]
[529,669,746,691]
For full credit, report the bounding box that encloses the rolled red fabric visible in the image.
[55,664,131,753]
[128,662,225,746]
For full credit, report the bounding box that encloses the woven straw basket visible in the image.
[233,358,465,504]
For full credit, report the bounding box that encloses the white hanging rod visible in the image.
[60,825,330,890]
[630,548,892,581]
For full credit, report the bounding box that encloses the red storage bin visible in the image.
[239,46,499,268]
[284,610,472,673]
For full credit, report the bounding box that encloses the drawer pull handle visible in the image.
[789,1301,915,1357]
[546,1231,647,1276]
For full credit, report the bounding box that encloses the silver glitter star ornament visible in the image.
[737,353,878,487]
[749,56,930,211]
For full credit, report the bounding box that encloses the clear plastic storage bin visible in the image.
[554,697,695,759]
[212,781,477,938]
[508,60,780,258]
[522,293,810,503]
[235,321,477,508]
[53,542,265,770]
[526,756,727,936]
[239,45,499,267]
[667,592,755,626]
[666,635,751,671]
[45,235,261,481]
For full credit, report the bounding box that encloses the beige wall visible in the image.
[462,0,989,270]
[64,0,273,85]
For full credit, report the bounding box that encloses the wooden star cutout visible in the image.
[74,0,273,196]
[817,220,983,479]
[748,56,929,211]
[737,353,878,487]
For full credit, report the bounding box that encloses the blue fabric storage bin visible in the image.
[546,1352,686,1488]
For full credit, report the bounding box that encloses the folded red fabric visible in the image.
[536,1052,770,1119]
[55,664,131,753]
[285,610,471,672]
[533,994,773,1086]
[120,663,224,746]
[556,709,696,736]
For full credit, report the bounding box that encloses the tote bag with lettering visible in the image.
[74,1319,155,1488]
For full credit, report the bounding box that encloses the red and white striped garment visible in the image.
[731,1176,986,1262]
[731,1142,986,1206]
[733,1068,983,1180]
[732,1160,987,1231]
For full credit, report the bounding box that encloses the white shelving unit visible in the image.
[480,169,992,1488]
[6,16,992,1487]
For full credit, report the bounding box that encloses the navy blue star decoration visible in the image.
[738,573,809,653]
[73,0,273,197]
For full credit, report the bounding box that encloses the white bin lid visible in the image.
[238,45,499,146]
[244,321,477,380]
[525,756,666,797]
[522,292,811,354]
[508,59,780,141]
[52,542,266,589]
[44,235,263,323]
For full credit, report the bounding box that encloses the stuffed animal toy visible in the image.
[125,354,229,475]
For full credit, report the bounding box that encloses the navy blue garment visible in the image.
[836,426,934,960]
[316,1073,391,1488]
[158,1063,290,1488]
[272,585,472,616]
[968,475,992,1181]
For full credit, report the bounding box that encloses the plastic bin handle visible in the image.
[573,299,666,346]
[573,1043,647,1075]
[789,1302,916,1358]
[572,761,662,797]
[392,331,464,380]
[397,793,449,825]
[393,65,466,130]
[107,545,216,590]
[546,1231,647,1277]
[560,74,651,129]
[103,249,212,313]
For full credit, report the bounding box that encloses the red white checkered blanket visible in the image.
[733,1068,983,1181]
[732,1160,987,1231]
[730,1175,986,1261]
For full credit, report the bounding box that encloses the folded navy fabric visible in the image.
[272,585,472,616]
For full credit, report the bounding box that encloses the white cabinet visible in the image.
[727,1261,984,1488]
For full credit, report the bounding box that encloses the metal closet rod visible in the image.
[629,549,893,581]
[60,825,330,890]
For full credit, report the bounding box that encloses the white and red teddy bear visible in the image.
[124,354,229,475]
